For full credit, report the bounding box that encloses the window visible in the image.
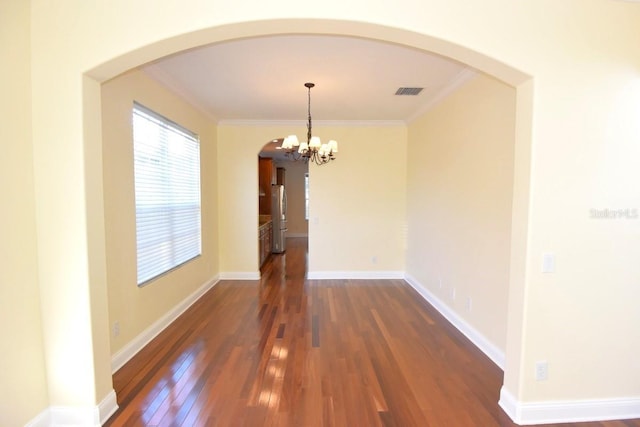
[305,172,309,220]
[132,103,201,285]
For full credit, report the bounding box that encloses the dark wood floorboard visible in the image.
[105,237,640,426]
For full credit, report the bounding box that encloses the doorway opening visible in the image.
[85,17,532,424]
[258,138,309,273]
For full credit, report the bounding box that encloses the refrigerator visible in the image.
[271,184,287,253]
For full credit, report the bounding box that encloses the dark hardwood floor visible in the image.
[106,237,640,426]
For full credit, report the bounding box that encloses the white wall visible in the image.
[406,74,516,358]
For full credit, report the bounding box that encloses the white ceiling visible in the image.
[143,35,472,124]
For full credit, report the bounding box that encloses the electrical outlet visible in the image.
[450,287,456,300]
[438,277,443,289]
[465,297,472,311]
[113,321,120,337]
[371,256,378,265]
[535,361,548,381]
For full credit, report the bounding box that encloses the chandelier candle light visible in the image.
[279,82,338,165]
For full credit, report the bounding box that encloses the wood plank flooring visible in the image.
[106,237,640,426]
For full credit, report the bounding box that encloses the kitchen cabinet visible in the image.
[259,219,272,266]
[259,157,275,215]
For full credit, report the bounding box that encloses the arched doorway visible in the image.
[257,138,310,271]
[46,16,533,424]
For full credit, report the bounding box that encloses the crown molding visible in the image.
[217,119,406,127]
[142,67,220,123]
[145,64,475,127]
[406,68,478,124]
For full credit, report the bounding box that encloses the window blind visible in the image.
[132,102,201,285]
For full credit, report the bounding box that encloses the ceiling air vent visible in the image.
[395,87,424,96]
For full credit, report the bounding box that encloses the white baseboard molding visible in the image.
[111,275,220,373]
[26,390,117,427]
[219,271,261,280]
[306,270,404,280]
[99,389,119,424]
[25,408,49,427]
[404,273,505,369]
[48,407,99,427]
[286,232,308,238]
[499,386,640,425]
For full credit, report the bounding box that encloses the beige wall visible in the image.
[0,1,49,425]
[10,0,640,423]
[274,159,309,237]
[218,124,406,275]
[102,69,219,355]
[308,126,407,275]
[217,125,289,275]
[406,74,516,354]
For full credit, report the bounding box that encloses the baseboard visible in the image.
[25,409,50,427]
[306,270,404,280]
[286,232,308,238]
[111,275,220,373]
[499,386,640,425]
[219,271,261,280]
[99,389,118,424]
[48,406,100,426]
[499,387,520,422]
[25,390,117,427]
[403,273,505,369]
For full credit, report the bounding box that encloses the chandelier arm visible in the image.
[311,151,329,166]
[287,150,302,161]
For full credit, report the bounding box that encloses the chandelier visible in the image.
[279,82,338,165]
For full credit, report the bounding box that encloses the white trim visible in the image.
[306,270,404,280]
[25,409,50,427]
[499,386,640,425]
[219,271,261,280]
[404,273,505,369]
[406,68,478,123]
[143,67,220,123]
[111,275,220,373]
[286,232,308,238]
[99,390,118,425]
[499,386,520,421]
[217,119,406,127]
[48,406,100,427]
[24,389,117,427]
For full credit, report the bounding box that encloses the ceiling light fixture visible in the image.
[279,82,338,165]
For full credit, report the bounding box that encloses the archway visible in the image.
[82,19,532,423]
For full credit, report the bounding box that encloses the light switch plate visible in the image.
[542,253,556,273]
